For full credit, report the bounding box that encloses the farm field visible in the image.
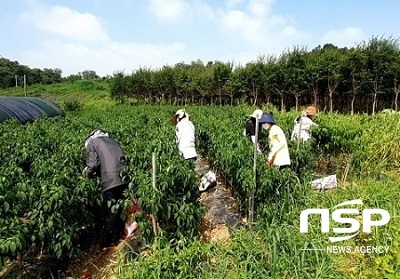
[0,103,400,278]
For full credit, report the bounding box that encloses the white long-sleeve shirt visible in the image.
[291,116,317,142]
[175,118,197,160]
[268,125,291,166]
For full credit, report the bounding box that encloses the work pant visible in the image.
[102,184,128,246]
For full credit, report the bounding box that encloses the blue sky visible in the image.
[1,0,399,77]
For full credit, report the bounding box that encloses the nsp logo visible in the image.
[300,199,390,242]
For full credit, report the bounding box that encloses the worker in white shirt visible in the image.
[172,109,198,163]
[243,109,263,153]
[291,106,318,142]
[259,113,291,170]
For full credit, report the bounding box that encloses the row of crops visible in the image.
[189,106,400,278]
[117,105,400,278]
[1,104,400,278]
[0,106,204,265]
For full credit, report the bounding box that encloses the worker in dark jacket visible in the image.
[84,129,128,248]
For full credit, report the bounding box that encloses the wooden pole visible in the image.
[24,75,27,97]
[296,116,303,152]
[152,153,156,190]
[151,152,158,239]
[249,117,259,224]
[341,153,353,185]
[17,252,23,279]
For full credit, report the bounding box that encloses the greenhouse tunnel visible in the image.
[0,96,65,124]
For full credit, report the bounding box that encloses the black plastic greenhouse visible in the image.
[0,97,65,124]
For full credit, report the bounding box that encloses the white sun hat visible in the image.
[249,109,263,119]
[175,109,186,118]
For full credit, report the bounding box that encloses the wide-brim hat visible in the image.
[172,108,189,125]
[305,106,317,116]
[175,109,186,118]
[259,113,276,124]
[249,109,263,119]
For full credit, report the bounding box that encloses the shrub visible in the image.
[63,100,82,111]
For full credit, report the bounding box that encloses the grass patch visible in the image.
[0,79,115,110]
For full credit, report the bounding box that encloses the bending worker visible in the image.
[84,129,129,248]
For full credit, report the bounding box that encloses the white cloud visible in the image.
[321,27,364,47]
[226,0,246,8]
[20,5,108,42]
[248,0,274,18]
[148,0,191,22]
[21,40,187,76]
[220,10,265,44]
[193,1,215,21]
[217,0,300,46]
[282,25,297,37]
[13,0,309,77]
[16,1,191,76]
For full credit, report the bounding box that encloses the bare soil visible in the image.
[196,157,244,242]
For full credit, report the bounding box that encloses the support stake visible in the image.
[249,117,259,224]
[151,153,158,240]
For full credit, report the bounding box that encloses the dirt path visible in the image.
[195,156,244,242]
[62,236,140,279]
[0,236,140,279]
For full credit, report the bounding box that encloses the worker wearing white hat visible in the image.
[173,109,198,162]
[243,109,264,153]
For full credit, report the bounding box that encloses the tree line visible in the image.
[2,36,399,114]
[0,58,62,87]
[111,36,400,114]
[0,58,101,88]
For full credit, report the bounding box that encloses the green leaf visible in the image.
[4,201,9,212]
[10,242,16,254]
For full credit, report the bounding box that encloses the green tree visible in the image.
[223,70,240,106]
[173,63,192,106]
[365,36,399,114]
[284,46,308,110]
[211,61,232,105]
[241,60,264,106]
[258,54,278,104]
[380,38,400,111]
[30,68,44,84]
[151,66,174,105]
[65,73,82,82]
[110,71,128,102]
[273,53,290,111]
[41,68,62,84]
[132,67,153,103]
[81,70,98,80]
[194,66,213,106]
[343,45,368,114]
[392,47,400,110]
[305,47,323,107]
[187,60,207,104]
[320,44,343,112]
